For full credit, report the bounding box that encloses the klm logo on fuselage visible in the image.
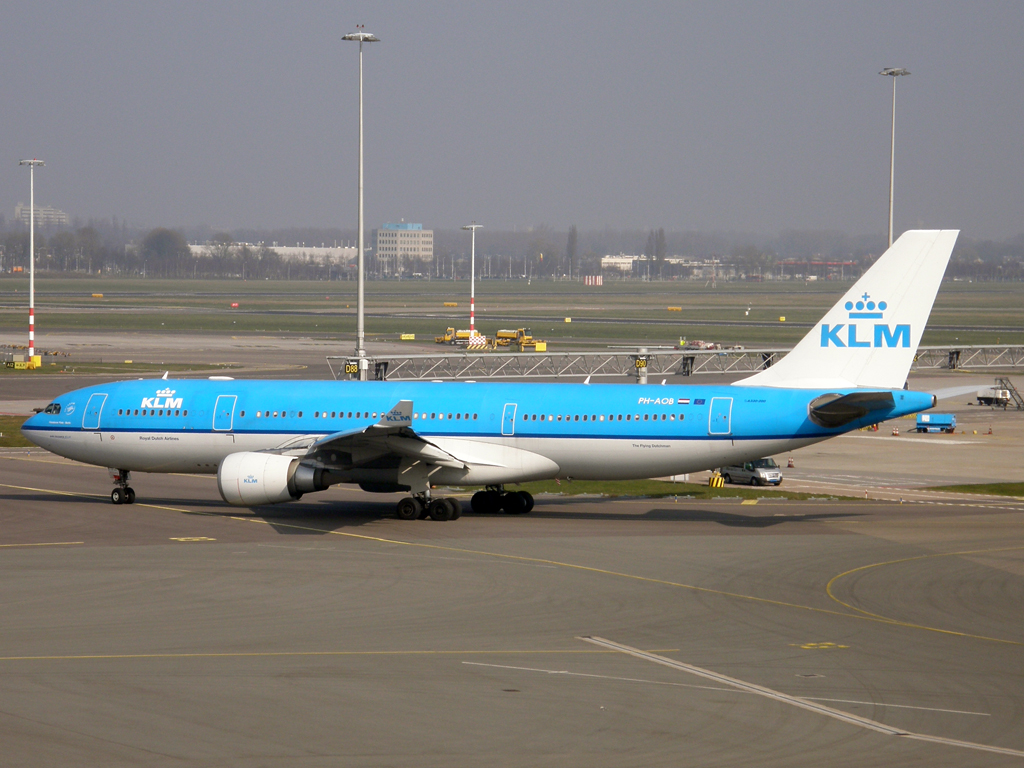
[140,388,184,409]
[820,293,909,349]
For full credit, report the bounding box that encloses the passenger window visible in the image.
[456,413,461,420]
[582,415,587,421]
[670,414,675,421]
[523,414,528,421]
[617,415,622,421]
[473,413,478,420]
[574,415,579,421]
[626,415,631,421]
[159,410,164,416]
[447,413,452,420]
[315,412,319,418]
[644,414,649,421]
[118,409,123,415]
[557,415,562,421]
[298,411,302,418]
[599,415,605,421]
[256,412,261,418]
[134,409,139,416]
[176,410,181,416]
[679,414,684,421]
[431,413,436,419]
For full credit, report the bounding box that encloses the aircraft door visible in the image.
[213,395,237,431]
[708,397,733,435]
[501,403,517,436]
[82,393,107,430]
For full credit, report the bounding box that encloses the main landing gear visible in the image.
[470,486,534,515]
[394,493,462,522]
[109,469,136,505]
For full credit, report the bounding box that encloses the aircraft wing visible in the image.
[304,400,478,469]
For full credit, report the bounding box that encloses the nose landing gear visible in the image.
[109,469,136,505]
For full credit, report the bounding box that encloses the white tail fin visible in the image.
[736,230,958,389]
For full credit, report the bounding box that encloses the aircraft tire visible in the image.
[428,498,454,522]
[125,487,136,504]
[395,497,420,521]
[448,498,462,520]
[471,491,489,514]
[501,492,527,515]
[111,488,125,505]
[517,491,534,513]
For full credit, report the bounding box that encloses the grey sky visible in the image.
[2,1,1021,239]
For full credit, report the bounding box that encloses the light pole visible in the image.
[880,67,910,248]
[461,223,482,333]
[19,159,44,360]
[342,26,379,380]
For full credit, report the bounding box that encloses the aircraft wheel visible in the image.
[448,498,462,520]
[395,497,420,521]
[501,492,527,515]
[111,488,125,505]
[517,491,534,513]
[723,474,732,484]
[125,487,136,504]
[428,498,454,521]
[471,491,490,514]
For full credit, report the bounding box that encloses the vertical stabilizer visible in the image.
[736,230,958,389]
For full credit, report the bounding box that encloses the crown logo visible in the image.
[845,292,887,319]
[156,388,176,397]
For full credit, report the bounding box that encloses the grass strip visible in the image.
[926,482,1024,498]
[507,478,848,501]
[0,416,32,448]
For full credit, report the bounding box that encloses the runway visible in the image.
[2,450,1022,766]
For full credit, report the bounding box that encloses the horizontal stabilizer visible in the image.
[807,391,896,428]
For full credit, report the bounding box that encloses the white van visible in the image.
[719,458,783,486]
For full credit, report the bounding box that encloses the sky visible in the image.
[1,1,1022,240]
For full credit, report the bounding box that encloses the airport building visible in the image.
[374,222,433,275]
[14,202,69,228]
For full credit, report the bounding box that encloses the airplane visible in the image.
[22,230,958,521]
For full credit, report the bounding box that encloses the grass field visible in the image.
[3,276,1023,349]
[0,415,32,447]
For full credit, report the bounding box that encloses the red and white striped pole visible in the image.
[19,159,45,360]
[462,223,482,334]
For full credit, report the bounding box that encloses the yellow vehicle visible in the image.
[435,327,456,343]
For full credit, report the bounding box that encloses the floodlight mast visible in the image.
[880,67,910,248]
[342,27,379,380]
[461,223,482,332]
[19,159,45,359]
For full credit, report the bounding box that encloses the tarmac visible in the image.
[2,335,1023,766]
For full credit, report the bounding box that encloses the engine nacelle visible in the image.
[218,452,328,506]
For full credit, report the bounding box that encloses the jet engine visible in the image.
[218,452,328,506]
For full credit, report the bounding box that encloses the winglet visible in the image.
[736,230,959,389]
[373,400,413,428]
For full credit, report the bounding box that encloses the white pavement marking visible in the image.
[463,662,990,717]
[580,636,1024,758]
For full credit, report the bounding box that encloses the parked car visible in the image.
[720,458,783,486]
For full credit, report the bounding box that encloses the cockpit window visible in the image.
[43,403,61,415]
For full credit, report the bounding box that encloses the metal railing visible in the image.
[327,344,1024,382]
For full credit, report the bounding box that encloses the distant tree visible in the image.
[566,224,578,279]
[655,227,666,278]
[644,229,657,279]
[141,228,190,277]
